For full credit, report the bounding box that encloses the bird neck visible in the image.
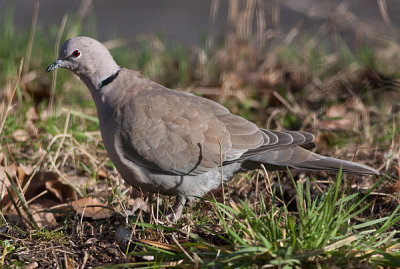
[78,63,121,92]
[98,68,122,88]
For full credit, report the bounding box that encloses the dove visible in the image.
[46,36,380,220]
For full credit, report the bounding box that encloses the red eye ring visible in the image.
[72,49,81,58]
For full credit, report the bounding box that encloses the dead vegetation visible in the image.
[0,0,400,267]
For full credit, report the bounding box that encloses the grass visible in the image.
[108,173,400,268]
[0,1,400,268]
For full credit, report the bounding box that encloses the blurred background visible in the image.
[2,0,400,46]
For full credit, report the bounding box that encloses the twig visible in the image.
[210,0,220,24]
[5,143,16,164]
[217,138,225,204]
[23,0,39,77]
[49,14,68,112]
[171,234,195,264]
[271,90,298,115]
[26,190,48,205]
[71,136,99,165]
[0,59,24,137]
[48,154,83,197]
[377,0,392,26]
[54,111,71,164]
[80,251,89,269]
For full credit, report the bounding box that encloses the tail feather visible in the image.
[245,146,379,176]
[290,154,379,176]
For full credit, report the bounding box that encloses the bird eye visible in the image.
[72,49,81,58]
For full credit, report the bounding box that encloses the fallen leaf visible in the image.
[64,175,95,189]
[389,166,400,193]
[18,164,34,176]
[25,262,39,269]
[30,203,58,229]
[65,255,75,269]
[1,170,78,212]
[12,129,29,142]
[319,103,355,130]
[71,197,114,219]
[98,169,107,178]
[326,103,347,117]
[0,168,12,202]
[23,171,59,201]
[17,164,35,182]
[0,163,17,180]
[25,107,40,137]
[45,179,78,202]
[128,197,149,214]
[26,107,39,122]
[5,203,58,229]
[24,171,78,205]
[26,120,39,137]
[128,188,150,214]
[0,163,18,195]
[0,163,24,208]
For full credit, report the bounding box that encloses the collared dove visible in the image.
[47,36,380,220]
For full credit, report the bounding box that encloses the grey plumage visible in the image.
[46,37,380,217]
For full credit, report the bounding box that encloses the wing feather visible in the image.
[116,71,318,176]
[118,82,263,175]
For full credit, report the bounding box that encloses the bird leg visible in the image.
[166,197,186,222]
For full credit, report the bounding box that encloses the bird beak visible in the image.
[46,59,62,73]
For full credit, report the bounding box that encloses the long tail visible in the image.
[245,146,380,176]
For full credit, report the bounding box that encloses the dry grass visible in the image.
[0,1,399,267]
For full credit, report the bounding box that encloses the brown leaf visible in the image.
[0,168,12,202]
[389,166,400,193]
[25,107,40,137]
[24,171,78,206]
[0,163,17,179]
[0,163,23,208]
[16,167,26,183]
[98,169,107,178]
[0,163,18,192]
[65,255,75,269]
[326,103,347,117]
[1,171,78,211]
[26,120,39,137]
[64,175,95,189]
[4,203,58,229]
[30,203,58,229]
[18,164,34,176]
[23,171,59,201]
[45,179,78,202]
[12,129,29,142]
[128,197,149,214]
[319,104,355,130]
[26,107,39,122]
[71,197,114,219]
[25,262,39,269]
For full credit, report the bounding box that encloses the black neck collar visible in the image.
[98,68,121,88]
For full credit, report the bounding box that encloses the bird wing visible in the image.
[116,71,316,176]
[118,86,263,175]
